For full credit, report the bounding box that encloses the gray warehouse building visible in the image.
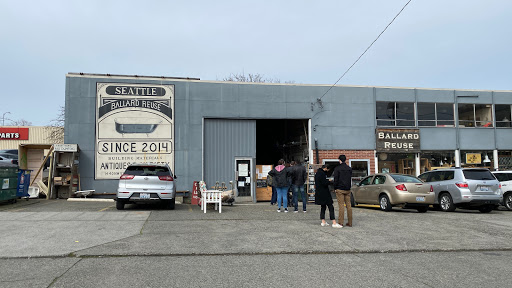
[65,73,512,201]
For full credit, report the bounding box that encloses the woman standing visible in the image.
[268,159,291,212]
[315,165,342,228]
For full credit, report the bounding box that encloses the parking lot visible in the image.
[1,199,511,287]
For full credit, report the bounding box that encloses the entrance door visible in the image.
[235,157,255,201]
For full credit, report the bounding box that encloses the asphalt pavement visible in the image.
[0,198,511,287]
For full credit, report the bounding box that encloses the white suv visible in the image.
[491,171,512,211]
[116,163,177,210]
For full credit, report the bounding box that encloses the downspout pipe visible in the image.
[315,138,319,164]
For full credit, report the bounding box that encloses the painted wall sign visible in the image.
[0,127,29,140]
[376,128,420,153]
[95,83,174,179]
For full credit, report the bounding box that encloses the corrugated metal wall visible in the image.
[204,119,256,187]
[0,126,63,150]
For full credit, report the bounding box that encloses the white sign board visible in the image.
[95,83,175,179]
[54,144,78,152]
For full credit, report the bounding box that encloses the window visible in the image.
[359,176,373,186]
[494,173,508,182]
[391,174,422,183]
[458,104,493,128]
[372,175,387,184]
[376,102,415,126]
[495,105,511,128]
[417,103,455,127]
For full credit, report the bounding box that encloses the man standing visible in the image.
[333,155,353,227]
[291,161,307,213]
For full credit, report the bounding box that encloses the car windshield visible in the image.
[124,166,170,176]
[463,169,495,180]
[391,175,422,183]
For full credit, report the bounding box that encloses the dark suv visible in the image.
[418,168,501,213]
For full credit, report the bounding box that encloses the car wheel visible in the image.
[504,193,512,211]
[439,193,455,212]
[379,194,392,212]
[167,198,175,210]
[417,206,428,213]
[116,200,125,210]
[478,205,494,213]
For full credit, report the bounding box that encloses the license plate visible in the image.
[140,193,150,199]
[416,196,425,202]
[480,186,489,191]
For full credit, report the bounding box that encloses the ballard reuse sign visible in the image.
[376,129,420,153]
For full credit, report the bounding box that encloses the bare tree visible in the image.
[222,73,295,84]
[9,119,32,126]
[45,106,64,143]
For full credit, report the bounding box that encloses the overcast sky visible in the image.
[2,0,511,126]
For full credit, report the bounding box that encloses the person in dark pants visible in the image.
[315,165,342,228]
[332,154,353,227]
[291,161,308,213]
[268,174,277,205]
[268,159,291,212]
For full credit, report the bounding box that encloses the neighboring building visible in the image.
[65,73,512,200]
[0,126,62,150]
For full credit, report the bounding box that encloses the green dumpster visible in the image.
[0,164,18,203]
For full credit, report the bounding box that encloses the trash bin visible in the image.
[17,169,32,198]
[0,163,18,203]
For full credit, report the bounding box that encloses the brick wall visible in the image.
[314,150,375,173]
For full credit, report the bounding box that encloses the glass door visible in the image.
[235,158,253,198]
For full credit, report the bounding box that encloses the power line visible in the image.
[318,0,413,102]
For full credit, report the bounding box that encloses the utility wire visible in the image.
[318,0,413,101]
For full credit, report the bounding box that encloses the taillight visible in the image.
[395,184,407,191]
[120,174,135,180]
[455,182,469,188]
[499,184,502,189]
[158,175,174,181]
[430,185,433,192]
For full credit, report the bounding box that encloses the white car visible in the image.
[116,163,177,210]
[492,171,512,211]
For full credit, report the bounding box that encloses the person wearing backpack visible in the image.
[267,173,277,205]
[268,159,291,212]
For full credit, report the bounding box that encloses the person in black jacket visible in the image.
[315,165,342,228]
[268,159,291,212]
[332,155,353,227]
[290,161,308,213]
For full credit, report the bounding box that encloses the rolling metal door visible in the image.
[204,119,256,188]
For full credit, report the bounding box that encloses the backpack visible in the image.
[266,174,274,187]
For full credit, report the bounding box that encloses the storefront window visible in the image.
[418,103,454,127]
[498,151,512,170]
[421,151,455,172]
[376,101,415,127]
[460,151,494,169]
[495,105,511,128]
[458,104,493,128]
[377,153,416,175]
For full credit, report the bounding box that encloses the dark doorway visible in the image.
[256,119,309,165]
